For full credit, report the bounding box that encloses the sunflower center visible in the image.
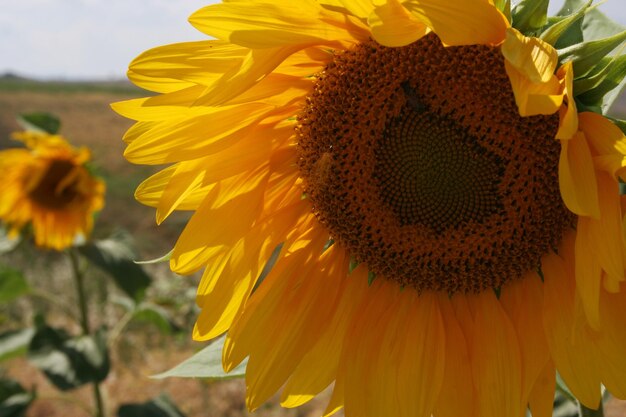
[297,35,574,293]
[29,159,80,210]
[375,102,504,231]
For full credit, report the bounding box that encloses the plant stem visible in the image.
[579,402,604,417]
[69,249,106,417]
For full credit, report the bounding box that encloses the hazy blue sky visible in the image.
[1,0,625,80]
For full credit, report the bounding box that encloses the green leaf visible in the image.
[0,266,29,304]
[117,395,186,417]
[558,30,626,77]
[78,230,151,302]
[540,0,591,46]
[0,378,35,417]
[0,329,35,362]
[603,77,626,115]
[152,335,246,380]
[577,7,625,42]
[17,112,60,135]
[577,55,626,112]
[573,54,626,95]
[552,1,625,49]
[512,0,549,34]
[0,228,20,255]
[27,325,110,391]
[132,304,174,334]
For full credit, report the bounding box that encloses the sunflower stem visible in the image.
[579,402,604,417]
[69,249,106,417]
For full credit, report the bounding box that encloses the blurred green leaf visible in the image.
[117,394,186,417]
[558,30,626,77]
[132,304,174,334]
[27,325,110,391]
[573,54,626,95]
[577,54,626,112]
[512,0,549,33]
[17,112,60,135]
[541,0,591,46]
[553,1,625,49]
[0,266,29,304]
[576,6,625,42]
[78,230,151,302]
[0,329,35,362]
[0,228,20,255]
[152,334,246,380]
[0,378,35,417]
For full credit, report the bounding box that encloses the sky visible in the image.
[1,0,625,80]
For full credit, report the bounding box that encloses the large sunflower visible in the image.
[114,1,626,416]
[0,132,105,250]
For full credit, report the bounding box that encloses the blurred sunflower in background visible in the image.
[0,131,105,251]
[113,0,626,416]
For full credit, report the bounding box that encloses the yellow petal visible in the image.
[170,171,268,274]
[471,291,524,417]
[342,283,445,417]
[128,40,248,90]
[596,288,626,398]
[528,360,556,417]
[320,0,374,19]
[189,0,368,49]
[280,265,369,408]
[504,61,563,116]
[500,273,551,403]
[368,0,430,47]
[574,217,603,330]
[223,213,329,371]
[434,294,477,417]
[399,0,508,46]
[584,173,625,288]
[579,112,626,176]
[555,62,578,140]
[501,28,557,83]
[558,131,600,218]
[341,279,397,417]
[242,246,349,410]
[134,164,213,211]
[193,200,310,341]
[541,252,602,408]
[395,292,445,417]
[121,121,157,144]
[126,69,194,94]
[123,102,273,165]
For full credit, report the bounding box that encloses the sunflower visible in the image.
[113,1,626,416]
[0,131,105,251]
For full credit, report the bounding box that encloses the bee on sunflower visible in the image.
[0,130,105,250]
[113,1,626,416]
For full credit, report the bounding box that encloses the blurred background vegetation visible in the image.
[0,74,334,417]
